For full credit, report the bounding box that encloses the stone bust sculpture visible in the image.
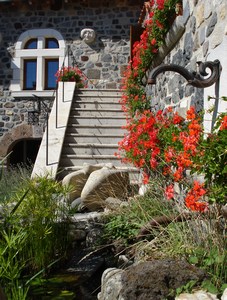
[81,28,96,44]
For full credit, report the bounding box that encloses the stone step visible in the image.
[57,89,132,179]
[66,125,126,135]
[64,134,123,144]
[71,108,125,117]
[68,116,127,126]
[72,101,122,110]
[74,95,121,103]
[61,143,118,155]
[60,154,121,167]
[74,89,122,98]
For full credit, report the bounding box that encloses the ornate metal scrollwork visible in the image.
[147,60,221,88]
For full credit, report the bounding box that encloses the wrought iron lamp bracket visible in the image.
[147,60,221,88]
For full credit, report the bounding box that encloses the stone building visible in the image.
[0,0,143,166]
[0,0,226,168]
[144,0,227,133]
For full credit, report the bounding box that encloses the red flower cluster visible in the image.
[185,181,207,212]
[118,110,160,169]
[220,115,227,130]
[165,184,174,200]
[117,106,209,212]
[55,66,87,88]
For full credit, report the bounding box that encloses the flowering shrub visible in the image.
[118,0,227,212]
[117,106,227,212]
[55,66,87,88]
[120,0,181,117]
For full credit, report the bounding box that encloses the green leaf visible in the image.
[188,256,199,264]
[202,280,219,294]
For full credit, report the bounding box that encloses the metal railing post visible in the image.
[46,111,49,166]
[56,82,58,128]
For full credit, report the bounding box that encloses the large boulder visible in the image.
[81,168,130,211]
[120,259,206,300]
[97,268,124,300]
[98,259,206,300]
[62,163,114,203]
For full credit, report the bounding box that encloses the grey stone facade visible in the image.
[147,0,227,122]
[0,1,141,157]
[0,0,226,159]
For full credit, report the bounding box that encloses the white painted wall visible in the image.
[204,36,227,133]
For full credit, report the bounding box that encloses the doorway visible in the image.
[9,139,41,167]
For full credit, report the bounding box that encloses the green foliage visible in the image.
[104,168,226,296]
[7,175,71,271]
[103,174,176,245]
[0,166,72,300]
[175,280,198,296]
[0,164,31,204]
[149,210,227,295]
[104,213,140,244]
[199,113,227,204]
[189,244,227,293]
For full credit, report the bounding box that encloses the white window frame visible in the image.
[11,29,66,97]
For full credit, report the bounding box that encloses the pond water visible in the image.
[28,272,99,299]
[28,247,115,300]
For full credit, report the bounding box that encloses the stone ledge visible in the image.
[152,16,186,68]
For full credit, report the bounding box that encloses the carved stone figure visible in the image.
[7,43,15,57]
[80,28,96,44]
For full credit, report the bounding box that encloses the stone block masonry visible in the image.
[0,1,141,145]
[147,0,227,119]
[0,2,140,90]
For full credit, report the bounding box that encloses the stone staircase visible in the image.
[57,89,139,180]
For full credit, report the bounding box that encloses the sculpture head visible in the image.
[80,28,96,44]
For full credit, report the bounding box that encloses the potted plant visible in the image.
[55,66,87,88]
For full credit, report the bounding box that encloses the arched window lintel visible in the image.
[15,29,65,50]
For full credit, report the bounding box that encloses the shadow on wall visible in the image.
[8,139,41,167]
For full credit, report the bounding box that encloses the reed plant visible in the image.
[0,160,72,299]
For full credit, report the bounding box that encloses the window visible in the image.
[24,38,38,49]
[11,29,66,94]
[45,38,59,49]
[45,59,59,89]
[24,59,37,89]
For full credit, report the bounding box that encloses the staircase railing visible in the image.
[31,95,51,166]
[30,44,89,166]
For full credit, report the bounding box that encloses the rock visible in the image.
[62,163,115,203]
[97,268,125,300]
[221,205,227,219]
[62,169,90,203]
[176,290,219,300]
[70,197,82,209]
[138,184,148,196]
[86,227,103,247]
[81,168,130,211]
[105,197,124,211]
[118,255,134,268]
[70,212,104,231]
[222,288,227,300]
[69,228,86,241]
[120,259,206,300]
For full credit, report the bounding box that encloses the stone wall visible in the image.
[0,1,140,90]
[0,1,140,151]
[147,0,227,130]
